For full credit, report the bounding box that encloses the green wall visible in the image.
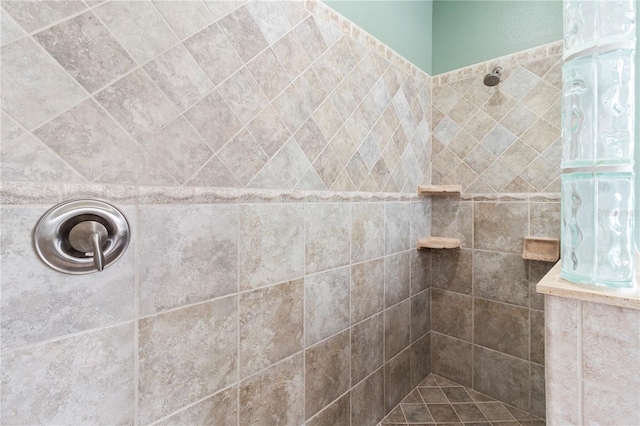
[324,0,433,74]
[432,1,563,74]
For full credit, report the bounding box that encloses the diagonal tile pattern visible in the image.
[431,55,562,194]
[1,0,431,193]
[380,373,546,426]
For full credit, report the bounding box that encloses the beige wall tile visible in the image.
[351,202,384,263]
[305,203,350,274]
[431,332,473,387]
[156,386,237,426]
[474,251,529,307]
[384,252,411,307]
[307,393,350,426]
[384,348,411,412]
[305,267,350,345]
[431,289,472,341]
[138,297,237,424]
[351,368,385,426]
[1,323,134,425]
[239,353,304,426]
[153,1,214,39]
[2,0,85,32]
[385,298,411,360]
[474,202,528,253]
[473,345,529,410]
[431,199,473,248]
[351,313,384,384]
[351,258,385,323]
[473,298,530,359]
[218,5,268,62]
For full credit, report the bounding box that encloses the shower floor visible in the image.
[380,374,545,426]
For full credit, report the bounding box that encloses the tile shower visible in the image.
[0,1,560,425]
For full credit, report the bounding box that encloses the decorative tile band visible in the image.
[433,40,563,85]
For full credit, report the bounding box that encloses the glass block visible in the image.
[562,56,596,167]
[561,173,595,282]
[595,172,634,287]
[598,0,636,45]
[596,49,635,165]
[561,173,635,288]
[564,0,597,57]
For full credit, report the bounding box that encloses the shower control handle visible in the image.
[68,221,108,271]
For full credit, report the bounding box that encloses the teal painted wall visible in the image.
[324,0,433,74]
[432,1,563,74]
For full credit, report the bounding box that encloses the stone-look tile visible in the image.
[529,261,552,311]
[305,203,350,274]
[218,68,269,125]
[247,48,290,101]
[351,313,384,384]
[218,129,268,185]
[239,353,304,426]
[272,31,311,79]
[410,200,431,244]
[530,364,546,419]
[0,111,24,144]
[410,333,431,387]
[0,206,135,349]
[530,202,560,238]
[305,330,350,419]
[2,0,85,32]
[144,117,212,184]
[295,67,328,112]
[452,403,489,422]
[480,159,516,191]
[385,348,411,412]
[272,85,312,134]
[295,16,328,62]
[1,134,84,182]
[402,403,434,423]
[474,202,528,253]
[35,12,135,92]
[1,323,134,425]
[305,267,350,346]
[530,309,545,365]
[95,69,177,142]
[385,299,411,361]
[545,296,580,425]
[521,119,560,154]
[307,393,350,426]
[272,137,311,187]
[295,167,326,191]
[522,81,560,115]
[218,5,268,62]
[186,155,242,188]
[0,9,24,47]
[431,332,473,387]
[95,144,176,186]
[184,90,243,152]
[94,1,177,64]
[385,202,410,254]
[482,91,517,121]
[473,345,529,411]
[411,290,430,342]
[248,106,290,157]
[239,204,304,290]
[239,279,303,378]
[481,124,517,157]
[351,368,385,426]
[351,203,384,263]
[381,405,407,424]
[474,251,529,307]
[431,249,472,295]
[419,387,448,404]
[1,37,85,130]
[153,0,214,39]
[431,289,472,341]
[582,302,640,425]
[138,298,237,424]
[501,140,538,174]
[464,110,496,142]
[410,249,430,295]
[202,0,243,19]
[313,146,342,188]
[427,403,462,423]
[137,204,236,314]
[143,44,213,112]
[431,199,473,248]
[247,158,289,189]
[184,23,243,85]
[443,387,473,403]
[476,401,515,421]
[245,0,291,45]
[474,298,530,359]
[500,104,537,137]
[156,386,237,426]
[385,252,411,307]
[351,258,384,324]
[521,156,559,191]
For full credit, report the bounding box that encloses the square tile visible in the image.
[247,48,291,100]
[305,203,350,274]
[385,202,411,254]
[245,0,291,44]
[35,11,135,92]
[94,1,177,64]
[184,23,244,85]
[272,31,311,79]
[143,44,214,112]
[138,297,237,424]
[239,279,303,377]
[402,403,434,423]
[419,387,448,404]
[1,37,85,130]
[427,404,461,423]
[384,348,411,412]
[351,313,384,384]
[247,105,291,156]
[305,267,350,346]
[351,203,384,263]
[153,0,214,39]
[218,68,268,124]
[137,204,237,315]
[384,299,411,360]
[384,252,411,307]
[218,5,268,62]
[218,129,268,185]
[95,69,177,142]
[474,298,530,359]
[452,403,489,422]
[184,90,243,152]
[351,368,385,426]
[2,0,86,32]
[156,387,236,426]
[351,258,384,324]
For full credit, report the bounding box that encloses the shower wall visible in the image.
[431,41,562,193]
[0,0,433,424]
[428,45,562,419]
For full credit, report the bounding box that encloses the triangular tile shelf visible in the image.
[417,185,462,195]
[416,237,461,249]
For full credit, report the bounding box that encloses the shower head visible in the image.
[484,67,502,87]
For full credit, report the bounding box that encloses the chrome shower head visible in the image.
[484,67,502,87]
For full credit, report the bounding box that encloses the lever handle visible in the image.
[89,232,105,271]
[68,221,109,272]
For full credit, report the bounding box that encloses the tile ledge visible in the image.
[0,181,425,205]
[536,262,640,310]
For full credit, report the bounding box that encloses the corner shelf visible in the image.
[417,185,462,195]
[522,237,560,262]
[416,237,461,249]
